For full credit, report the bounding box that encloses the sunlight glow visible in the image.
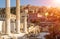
[45,12,49,16]
[53,0,60,4]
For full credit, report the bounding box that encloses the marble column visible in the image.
[5,0,11,34]
[2,21,6,34]
[24,16,28,33]
[24,10,28,33]
[16,0,20,33]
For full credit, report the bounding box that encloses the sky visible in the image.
[0,0,16,8]
[0,0,60,8]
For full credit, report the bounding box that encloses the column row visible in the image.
[5,0,20,34]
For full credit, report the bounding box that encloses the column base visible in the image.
[0,33,26,39]
[1,35,12,39]
[8,33,26,39]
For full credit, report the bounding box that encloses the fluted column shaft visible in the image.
[16,0,20,33]
[5,0,11,34]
